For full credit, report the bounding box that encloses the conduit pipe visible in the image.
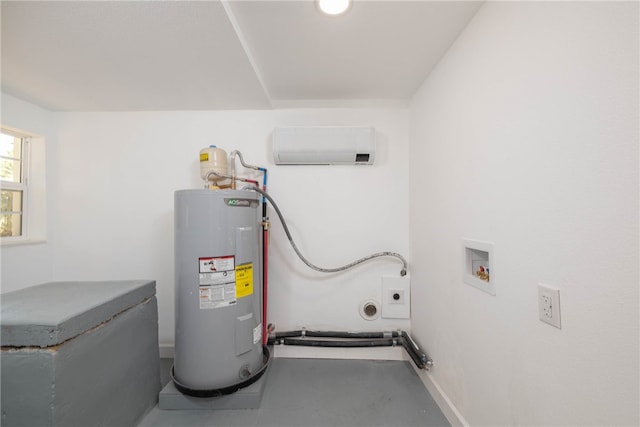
[283,338,397,348]
[268,330,433,370]
[272,330,401,339]
[262,227,270,346]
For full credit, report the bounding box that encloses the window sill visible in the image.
[1,238,47,247]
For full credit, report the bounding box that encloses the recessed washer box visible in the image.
[462,239,495,295]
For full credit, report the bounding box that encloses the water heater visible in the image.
[173,189,265,396]
[171,145,411,398]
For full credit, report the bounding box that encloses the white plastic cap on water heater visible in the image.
[199,145,228,182]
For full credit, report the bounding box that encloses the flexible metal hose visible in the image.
[245,186,407,277]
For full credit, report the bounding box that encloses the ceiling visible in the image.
[1,1,482,112]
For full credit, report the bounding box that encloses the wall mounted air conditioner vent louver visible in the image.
[273,126,376,165]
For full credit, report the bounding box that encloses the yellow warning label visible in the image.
[235,263,253,298]
[200,153,209,162]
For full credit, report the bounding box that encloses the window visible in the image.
[1,129,29,240]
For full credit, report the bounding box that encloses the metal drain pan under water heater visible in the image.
[174,189,263,393]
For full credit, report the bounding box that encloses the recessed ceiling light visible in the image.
[317,0,351,16]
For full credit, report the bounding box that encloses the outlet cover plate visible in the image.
[538,283,561,329]
[381,276,410,319]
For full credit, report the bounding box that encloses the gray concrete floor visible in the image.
[138,357,450,427]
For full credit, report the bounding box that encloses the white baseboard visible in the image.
[159,343,174,358]
[159,344,405,361]
[272,344,405,361]
[411,363,469,427]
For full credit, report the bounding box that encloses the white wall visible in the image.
[409,2,639,426]
[52,108,410,345]
[1,93,55,292]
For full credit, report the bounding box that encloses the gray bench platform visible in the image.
[1,280,161,427]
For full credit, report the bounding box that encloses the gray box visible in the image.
[1,280,161,427]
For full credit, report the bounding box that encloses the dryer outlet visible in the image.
[381,276,410,319]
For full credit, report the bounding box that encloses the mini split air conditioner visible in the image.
[273,126,375,165]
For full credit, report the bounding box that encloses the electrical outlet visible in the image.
[387,289,405,305]
[538,284,561,329]
[381,276,410,319]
